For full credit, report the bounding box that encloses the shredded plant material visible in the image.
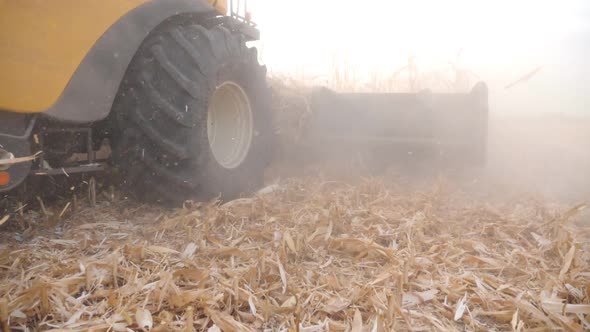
[1,177,589,331]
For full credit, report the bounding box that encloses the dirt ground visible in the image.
[0,114,589,331]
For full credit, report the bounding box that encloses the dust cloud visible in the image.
[268,109,590,204]
[256,0,590,205]
[487,114,590,203]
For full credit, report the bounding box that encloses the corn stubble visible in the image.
[0,176,588,331]
[1,76,589,331]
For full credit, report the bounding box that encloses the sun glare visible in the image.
[249,0,589,113]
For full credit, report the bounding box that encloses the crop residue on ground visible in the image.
[0,177,589,331]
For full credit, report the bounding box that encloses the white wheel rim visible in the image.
[0,149,15,171]
[207,81,254,169]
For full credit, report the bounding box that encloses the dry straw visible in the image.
[0,75,588,331]
[0,175,588,331]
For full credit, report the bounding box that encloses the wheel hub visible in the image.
[207,81,253,169]
[0,149,15,171]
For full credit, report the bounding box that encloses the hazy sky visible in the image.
[249,0,589,115]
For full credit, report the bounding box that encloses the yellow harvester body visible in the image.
[0,0,227,113]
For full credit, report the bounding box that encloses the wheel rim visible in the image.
[0,149,15,171]
[207,81,254,169]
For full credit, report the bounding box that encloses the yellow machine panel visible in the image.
[0,0,226,113]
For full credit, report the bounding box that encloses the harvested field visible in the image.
[1,174,589,331]
[1,80,590,331]
[2,1,590,331]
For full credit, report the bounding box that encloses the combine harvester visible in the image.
[0,0,489,210]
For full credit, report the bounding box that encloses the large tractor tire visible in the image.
[111,19,272,203]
